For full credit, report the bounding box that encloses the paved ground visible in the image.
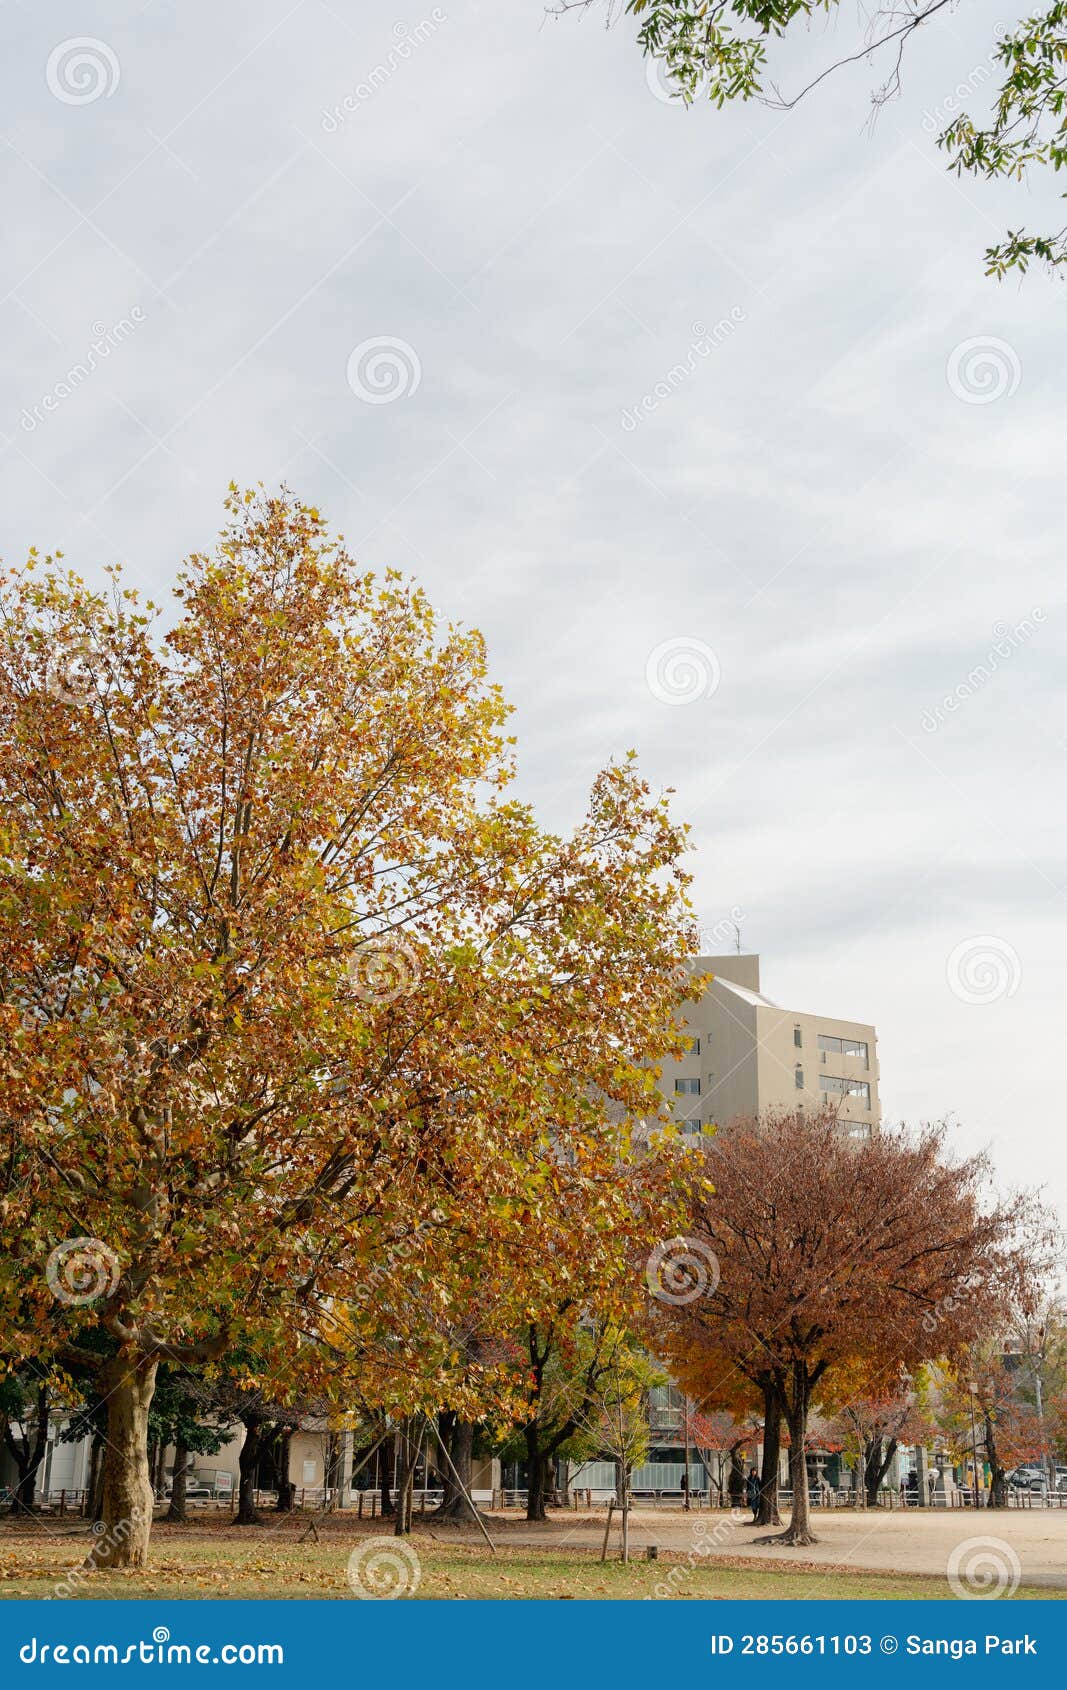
[440,1506,1067,1588]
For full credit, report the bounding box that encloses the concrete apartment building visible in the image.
[660,952,880,1141]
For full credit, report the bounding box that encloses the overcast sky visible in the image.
[3,1,1064,1221]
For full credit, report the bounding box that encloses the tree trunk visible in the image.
[755,1385,782,1526]
[85,1355,157,1569]
[153,1439,167,1496]
[379,1432,395,1517]
[770,1368,816,1546]
[90,1434,105,1524]
[866,1435,897,1507]
[393,1420,417,1537]
[235,1418,263,1525]
[274,1428,294,1511]
[727,1447,745,1508]
[166,1439,190,1523]
[525,1422,547,1522]
[7,1384,50,1515]
[436,1419,479,1520]
[985,1418,1007,1509]
[558,1457,571,1508]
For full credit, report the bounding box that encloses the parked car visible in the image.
[162,1480,216,1502]
[1008,1466,1046,1489]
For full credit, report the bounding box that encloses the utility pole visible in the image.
[1030,1326,1055,1496]
[683,1396,691,1512]
[968,1379,981,1510]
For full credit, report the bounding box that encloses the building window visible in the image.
[793,1025,802,1048]
[681,1035,701,1055]
[794,1063,804,1089]
[819,1074,870,1106]
[817,1033,869,1067]
[675,1078,701,1096]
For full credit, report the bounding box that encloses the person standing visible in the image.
[746,1467,760,1522]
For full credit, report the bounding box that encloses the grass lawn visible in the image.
[1,1523,1063,1600]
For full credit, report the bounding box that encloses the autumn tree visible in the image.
[566,3,1067,275]
[0,1369,51,1515]
[568,1334,662,1559]
[827,1374,935,1507]
[938,1348,1050,1508]
[656,1319,779,1522]
[0,487,697,1568]
[648,1108,1046,1544]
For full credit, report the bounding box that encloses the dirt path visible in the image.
[431,1507,1067,1587]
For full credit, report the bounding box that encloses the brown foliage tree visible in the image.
[648,1108,1047,1544]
